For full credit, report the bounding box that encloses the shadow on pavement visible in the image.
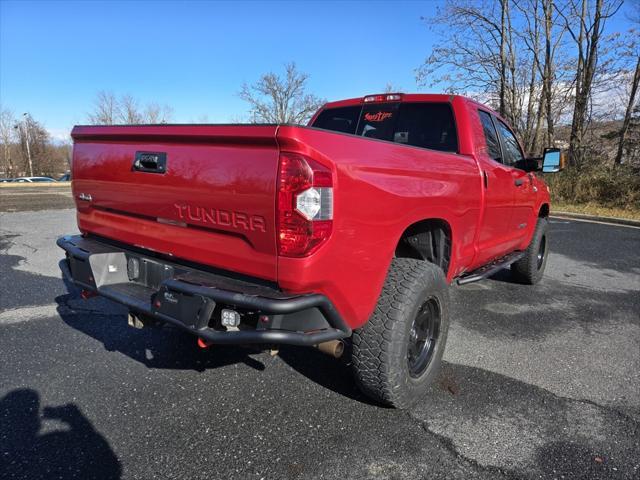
[0,389,121,480]
[55,289,380,406]
[0,235,69,311]
[278,344,381,407]
[56,292,267,373]
[56,267,379,407]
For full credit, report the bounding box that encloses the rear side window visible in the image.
[312,106,360,134]
[495,120,524,167]
[394,103,457,152]
[478,110,502,162]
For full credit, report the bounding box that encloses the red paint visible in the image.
[70,94,550,331]
[80,289,97,300]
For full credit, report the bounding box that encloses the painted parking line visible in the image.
[0,304,61,325]
[0,301,120,325]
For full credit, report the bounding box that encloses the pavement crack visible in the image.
[556,394,640,427]
[404,410,519,479]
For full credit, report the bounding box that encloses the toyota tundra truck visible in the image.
[57,93,563,408]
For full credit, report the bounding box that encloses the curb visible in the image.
[551,211,640,227]
[0,182,71,189]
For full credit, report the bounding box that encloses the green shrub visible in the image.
[544,163,640,210]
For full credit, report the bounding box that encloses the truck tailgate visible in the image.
[71,125,279,280]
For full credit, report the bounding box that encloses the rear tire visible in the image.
[511,217,549,284]
[351,258,449,409]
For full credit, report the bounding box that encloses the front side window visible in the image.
[478,110,502,162]
[495,120,524,167]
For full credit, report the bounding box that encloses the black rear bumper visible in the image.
[57,235,351,346]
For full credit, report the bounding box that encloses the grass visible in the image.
[552,202,640,221]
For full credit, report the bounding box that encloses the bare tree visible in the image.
[15,114,49,176]
[87,92,173,125]
[383,82,404,93]
[522,0,567,150]
[144,102,173,124]
[558,0,623,166]
[87,91,119,125]
[542,0,561,146]
[614,27,640,165]
[239,63,325,124]
[0,109,16,177]
[417,0,629,161]
[118,95,143,124]
[416,0,548,149]
[417,1,513,113]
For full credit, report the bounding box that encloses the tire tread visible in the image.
[352,258,448,408]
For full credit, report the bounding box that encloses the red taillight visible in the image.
[277,153,333,257]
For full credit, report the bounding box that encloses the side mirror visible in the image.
[542,148,565,173]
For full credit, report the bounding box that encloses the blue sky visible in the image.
[0,0,635,140]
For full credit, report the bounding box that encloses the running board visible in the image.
[456,251,525,285]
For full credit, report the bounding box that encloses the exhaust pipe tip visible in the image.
[315,339,345,359]
[127,313,145,329]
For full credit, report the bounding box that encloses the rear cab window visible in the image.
[312,102,458,153]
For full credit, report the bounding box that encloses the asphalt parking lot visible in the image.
[1,196,639,479]
[0,185,74,213]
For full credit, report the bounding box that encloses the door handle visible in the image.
[514,178,524,186]
[133,152,167,174]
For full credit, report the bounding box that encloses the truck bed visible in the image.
[71,124,280,280]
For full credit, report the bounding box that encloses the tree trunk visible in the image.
[568,0,600,168]
[506,1,519,129]
[525,0,542,153]
[3,142,12,177]
[614,55,640,165]
[532,81,546,153]
[543,0,555,146]
[499,0,508,117]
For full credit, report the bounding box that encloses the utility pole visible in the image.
[15,113,34,176]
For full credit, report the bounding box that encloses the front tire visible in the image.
[351,258,449,409]
[511,217,549,284]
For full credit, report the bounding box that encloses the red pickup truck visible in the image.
[58,93,562,408]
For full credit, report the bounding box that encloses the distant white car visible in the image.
[13,176,57,183]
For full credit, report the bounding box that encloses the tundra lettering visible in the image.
[174,203,267,232]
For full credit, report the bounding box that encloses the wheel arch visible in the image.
[539,203,550,218]
[394,218,453,277]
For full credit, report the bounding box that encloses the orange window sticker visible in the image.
[364,112,393,122]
